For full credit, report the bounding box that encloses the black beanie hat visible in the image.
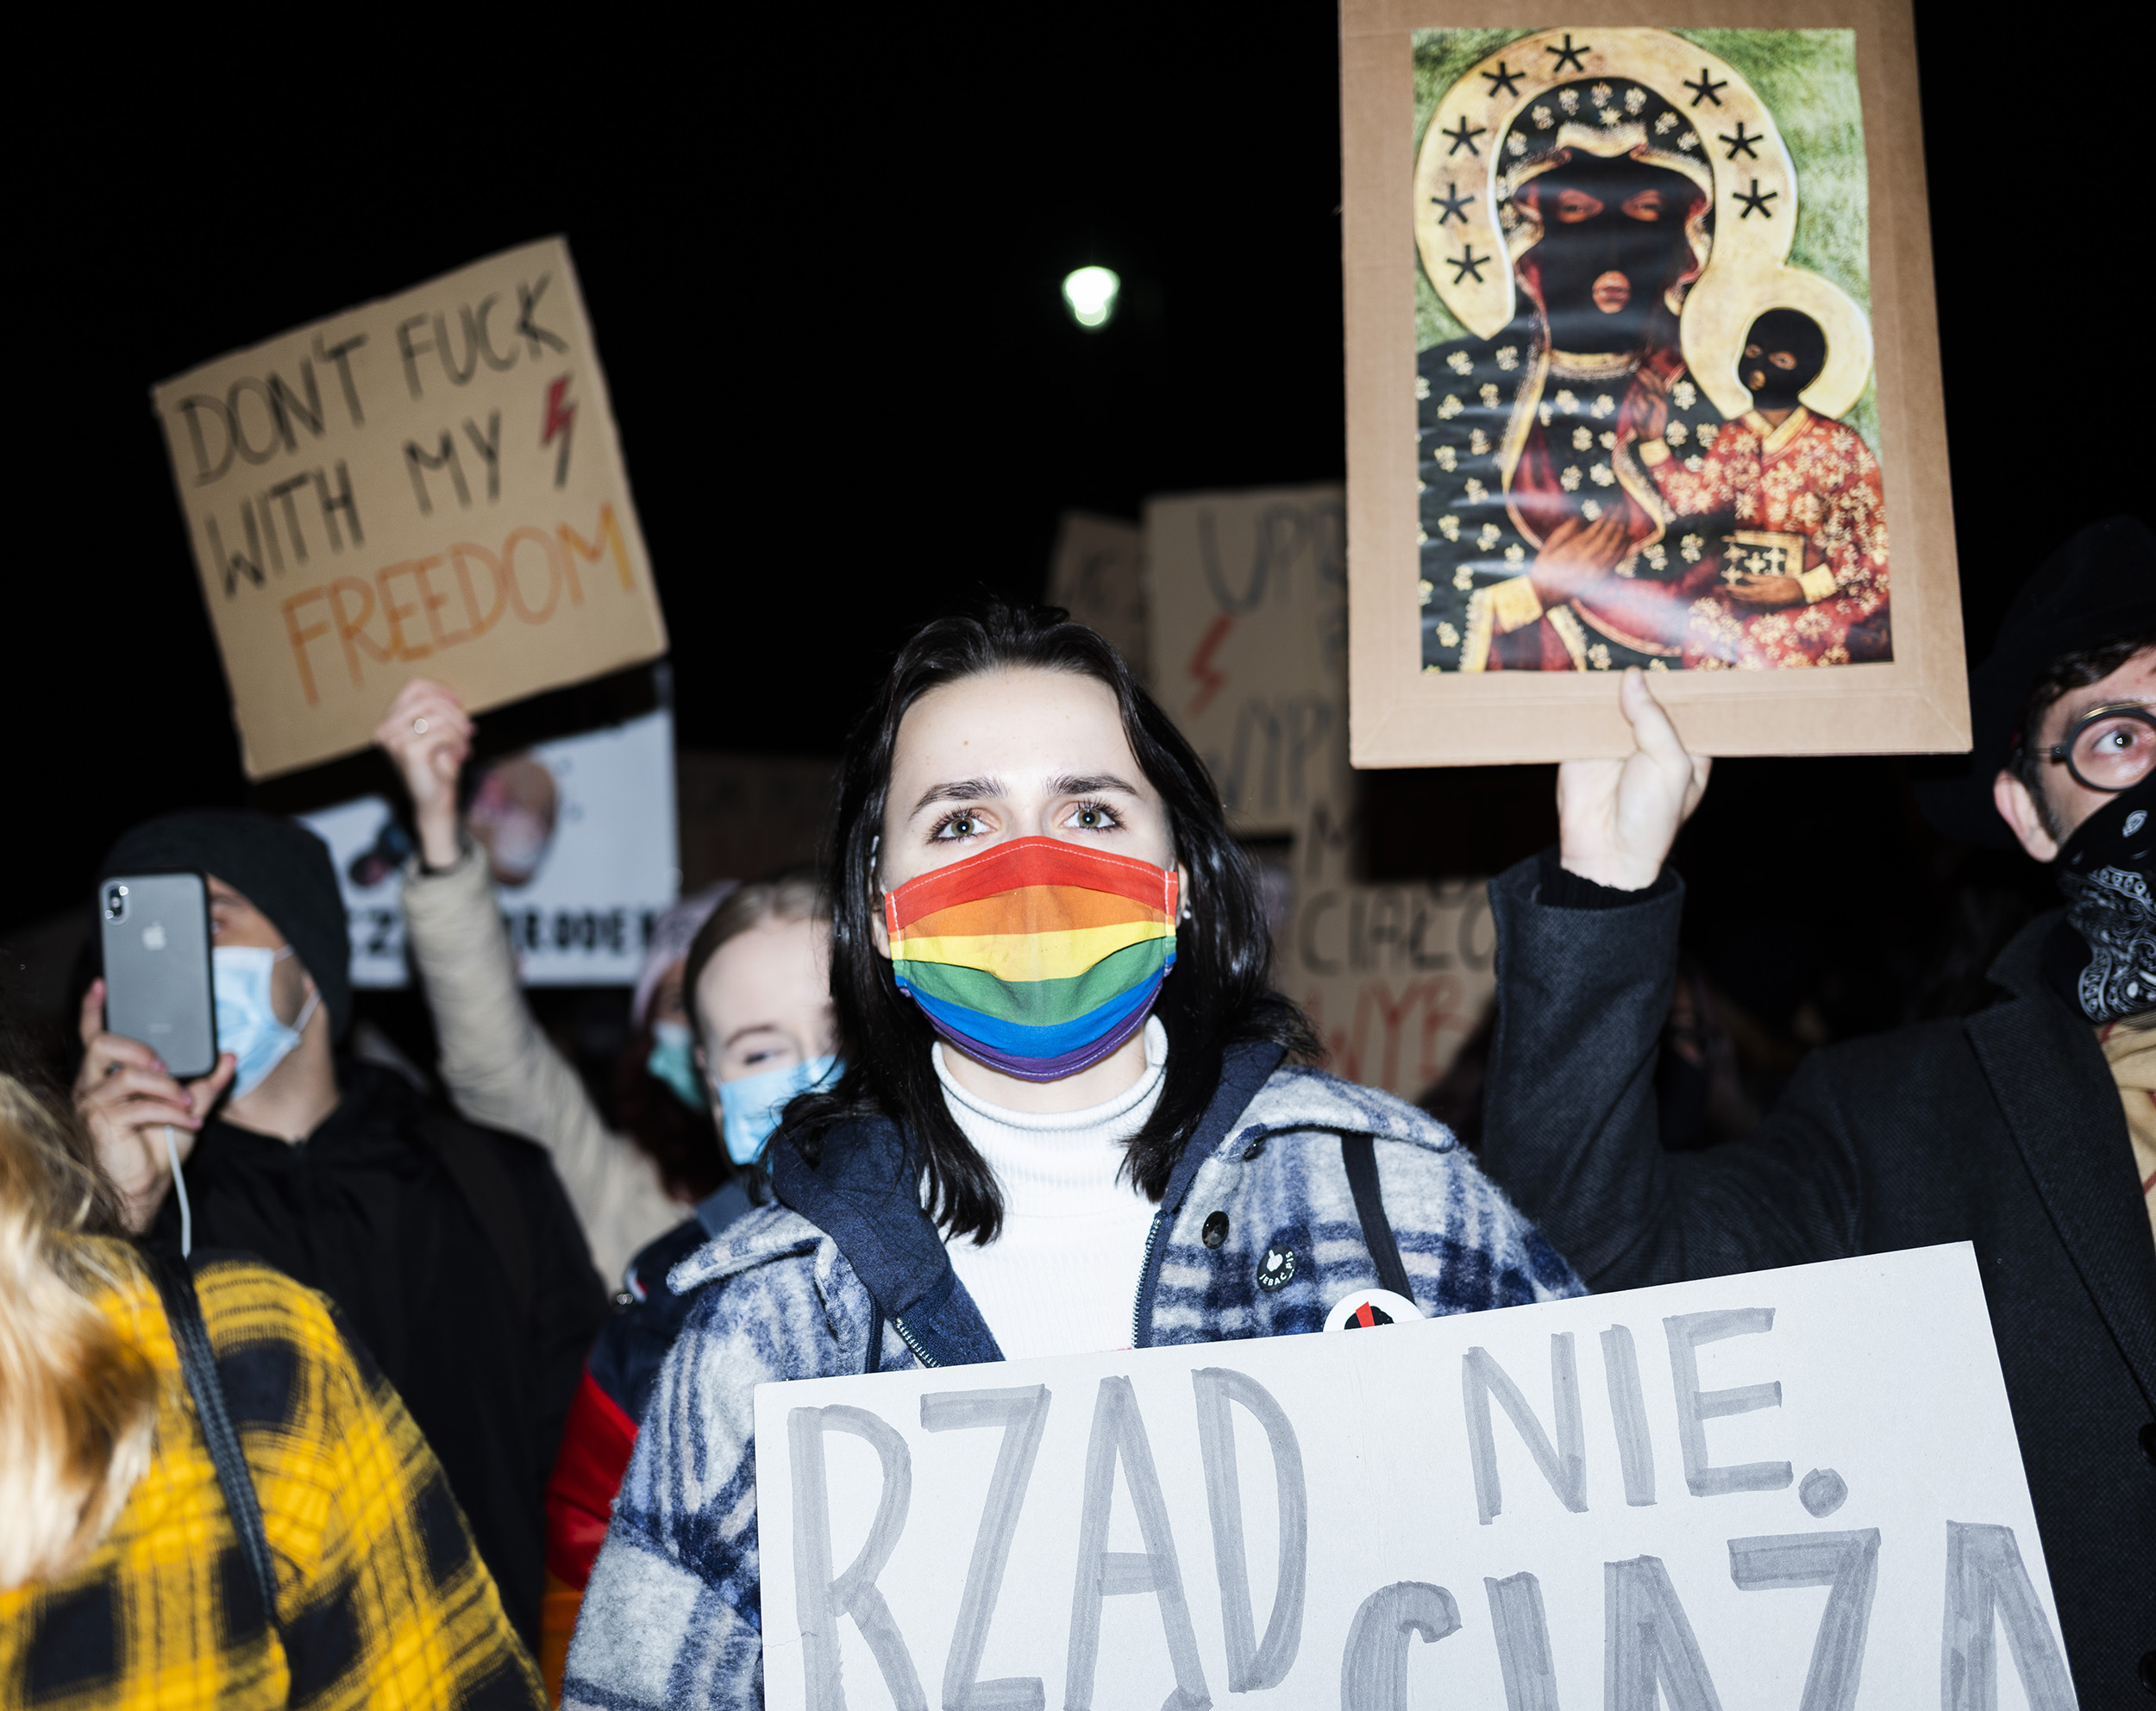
[98,810,353,1041]
[1913,516,2156,849]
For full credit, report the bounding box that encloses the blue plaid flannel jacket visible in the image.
[562,1052,1582,1708]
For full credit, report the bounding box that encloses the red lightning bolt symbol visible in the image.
[542,375,576,487]
[1186,611,1234,717]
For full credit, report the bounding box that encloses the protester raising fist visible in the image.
[373,679,476,871]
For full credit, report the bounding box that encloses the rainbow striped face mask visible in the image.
[884,836,1179,1081]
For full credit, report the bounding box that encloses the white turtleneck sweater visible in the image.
[937,1017,1167,1361]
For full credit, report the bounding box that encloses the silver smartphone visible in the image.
[98,874,217,1078]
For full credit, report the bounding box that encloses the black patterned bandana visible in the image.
[2047,775,2155,1022]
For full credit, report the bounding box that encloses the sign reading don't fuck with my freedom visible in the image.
[755,1245,2073,1709]
[153,237,667,779]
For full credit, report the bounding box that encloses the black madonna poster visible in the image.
[1341,3,1966,766]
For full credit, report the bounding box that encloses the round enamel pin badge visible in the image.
[1255,1244,1297,1291]
[1324,1288,1425,1331]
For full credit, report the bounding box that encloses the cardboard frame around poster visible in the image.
[1340,0,1968,765]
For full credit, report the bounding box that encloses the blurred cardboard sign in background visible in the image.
[1276,818,1494,1101]
[301,707,677,987]
[153,237,667,780]
[1144,486,1350,837]
[1145,482,1491,1102]
[1046,511,1150,690]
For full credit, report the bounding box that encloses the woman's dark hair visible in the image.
[786,599,1320,1243]
[681,868,827,1046]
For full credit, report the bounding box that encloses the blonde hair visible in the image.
[0,1074,160,1589]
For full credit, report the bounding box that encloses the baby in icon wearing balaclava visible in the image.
[1634,306,1893,669]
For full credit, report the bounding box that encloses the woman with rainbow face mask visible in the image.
[561,604,1583,1708]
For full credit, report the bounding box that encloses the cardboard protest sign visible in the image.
[153,237,667,779]
[1144,486,1351,836]
[755,1244,2071,1708]
[299,706,677,987]
[1341,5,1968,765]
[1148,483,1494,1098]
[1282,849,1494,1100]
[1046,511,1150,690]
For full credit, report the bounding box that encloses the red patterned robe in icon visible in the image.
[1645,405,1891,668]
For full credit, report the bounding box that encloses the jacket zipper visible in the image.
[1131,1207,1168,1349]
[890,1315,941,1369]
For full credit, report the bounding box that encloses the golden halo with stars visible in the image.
[1413,27,1873,423]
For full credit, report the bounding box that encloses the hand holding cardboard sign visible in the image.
[1556,669,1711,891]
[375,679,473,868]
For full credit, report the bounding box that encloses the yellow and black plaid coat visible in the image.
[1,1249,543,1709]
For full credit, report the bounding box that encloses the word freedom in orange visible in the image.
[279,505,633,705]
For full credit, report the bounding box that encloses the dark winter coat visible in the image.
[1481,854,2156,1706]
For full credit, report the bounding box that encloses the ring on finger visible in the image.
[413,717,429,734]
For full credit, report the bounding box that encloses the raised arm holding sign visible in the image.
[1482,517,2155,1703]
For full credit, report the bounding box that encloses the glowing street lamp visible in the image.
[1062,266,1121,330]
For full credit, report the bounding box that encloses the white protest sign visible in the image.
[756,1244,2072,1709]
[1144,485,1350,835]
[153,237,667,779]
[299,705,677,987]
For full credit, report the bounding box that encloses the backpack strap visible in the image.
[1339,1131,1415,1303]
[146,1250,283,1641]
[419,1113,535,1332]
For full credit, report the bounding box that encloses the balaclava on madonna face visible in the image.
[1520,153,1700,354]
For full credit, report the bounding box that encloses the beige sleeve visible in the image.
[399,845,684,1284]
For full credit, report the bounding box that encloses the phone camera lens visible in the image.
[104,885,127,922]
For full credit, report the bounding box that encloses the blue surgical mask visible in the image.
[645,1020,705,1112]
[214,946,320,1100]
[716,1055,841,1165]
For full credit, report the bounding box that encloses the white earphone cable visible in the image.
[163,1123,191,1260]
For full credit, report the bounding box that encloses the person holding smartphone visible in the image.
[562,604,1581,1707]
[72,808,607,1651]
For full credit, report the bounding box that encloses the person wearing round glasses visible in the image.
[1476,514,2153,1703]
